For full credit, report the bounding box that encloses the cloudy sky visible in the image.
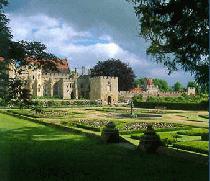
[6,0,194,85]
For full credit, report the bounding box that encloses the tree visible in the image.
[90,59,136,91]
[7,78,31,108]
[0,0,12,59]
[173,81,183,92]
[134,77,169,92]
[0,1,58,104]
[134,77,147,88]
[129,0,208,87]
[153,78,169,92]
[187,81,196,88]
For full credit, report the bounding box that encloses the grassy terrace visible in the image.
[0,112,208,181]
[2,107,209,154]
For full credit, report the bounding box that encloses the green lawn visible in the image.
[0,113,208,181]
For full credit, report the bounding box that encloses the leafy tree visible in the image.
[0,1,58,105]
[173,81,183,92]
[9,41,58,71]
[153,78,169,92]
[90,59,136,91]
[129,0,208,87]
[134,77,169,92]
[187,81,208,94]
[0,0,11,59]
[134,77,147,88]
[7,78,31,108]
[0,0,12,100]
[187,81,196,88]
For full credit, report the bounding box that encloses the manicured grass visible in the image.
[0,113,208,181]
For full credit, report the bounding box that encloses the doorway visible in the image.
[107,96,111,105]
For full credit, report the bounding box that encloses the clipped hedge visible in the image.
[173,141,209,154]
[75,124,100,132]
[31,99,101,108]
[133,101,208,110]
[177,128,208,136]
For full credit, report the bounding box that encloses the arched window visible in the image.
[107,81,111,92]
[38,84,41,92]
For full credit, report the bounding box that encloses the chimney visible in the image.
[82,66,85,75]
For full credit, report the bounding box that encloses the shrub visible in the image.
[138,125,162,153]
[101,122,119,143]
[133,101,208,110]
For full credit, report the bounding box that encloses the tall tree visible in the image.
[0,0,11,59]
[0,0,12,100]
[0,1,58,104]
[134,77,147,88]
[90,59,136,91]
[153,78,169,92]
[187,81,197,88]
[129,0,208,87]
[173,81,183,92]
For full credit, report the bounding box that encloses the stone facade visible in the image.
[119,78,196,102]
[5,60,119,104]
[187,87,196,96]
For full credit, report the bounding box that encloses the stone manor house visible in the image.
[6,58,118,105]
[2,57,195,105]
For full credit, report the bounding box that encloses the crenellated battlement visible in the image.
[42,72,71,78]
[90,76,118,80]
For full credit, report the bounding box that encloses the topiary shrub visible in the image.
[138,124,162,153]
[101,122,119,143]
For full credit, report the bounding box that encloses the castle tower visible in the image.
[89,76,118,105]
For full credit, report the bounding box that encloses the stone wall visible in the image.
[77,75,90,99]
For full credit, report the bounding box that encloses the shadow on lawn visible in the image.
[0,124,208,181]
[0,126,103,181]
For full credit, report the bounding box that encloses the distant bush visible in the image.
[133,101,208,110]
[133,95,143,102]
[138,125,162,153]
[101,122,120,143]
[31,100,100,108]
[133,94,208,110]
[146,95,208,103]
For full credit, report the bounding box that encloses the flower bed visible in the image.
[8,109,69,118]
[124,122,177,131]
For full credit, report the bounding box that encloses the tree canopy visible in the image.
[134,77,147,88]
[0,0,58,104]
[153,78,169,92]
[173,81,183,92]
[90,59,136,91]
[134,77,169,92]
[129,0,208,87]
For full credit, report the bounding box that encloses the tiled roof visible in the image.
[25,57,70,73]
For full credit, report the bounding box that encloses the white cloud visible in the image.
[8,13,148,67]
[8,13,194,85]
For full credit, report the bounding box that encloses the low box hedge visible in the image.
[173,141,209,154]
[133,101,208,111]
